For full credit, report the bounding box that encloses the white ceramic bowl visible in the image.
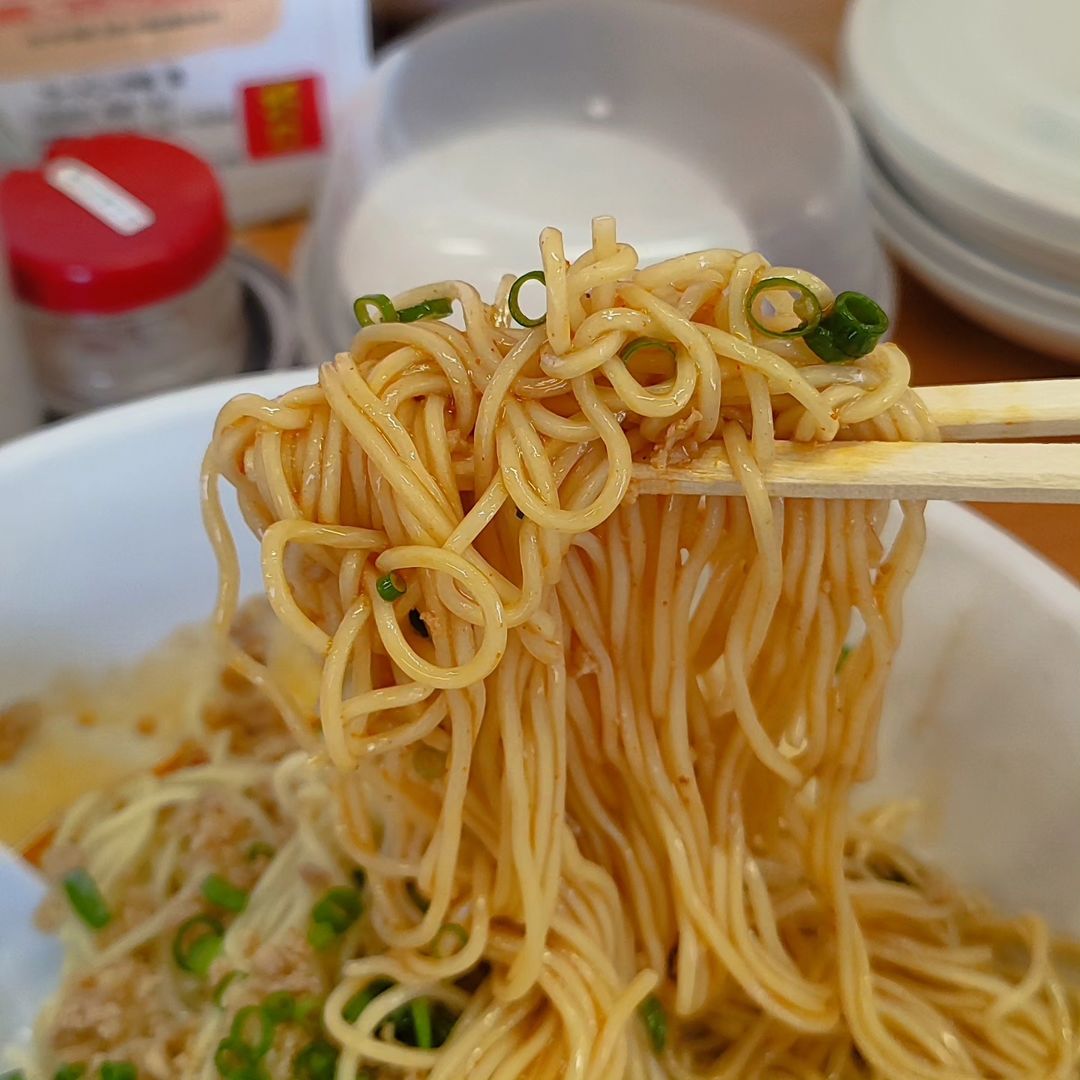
[3,372,1080,1050]
[298,0,893,364]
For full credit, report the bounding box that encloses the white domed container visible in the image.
[298,0,893,362]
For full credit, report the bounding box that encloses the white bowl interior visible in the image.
[299,0,891,362]
[3,371,1080,1044]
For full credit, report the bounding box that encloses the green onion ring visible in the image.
[375,572,406,602]
[343,978,394,1023]
[292,1039,339,1080]
[413,744,447,781]
[430,922,469,957]
[397,297,453,323]
[306,921,337,951]
[507,270,547,327]
[618,338,677,363]
[202,873,248,913]
[246,841,275,862]
[211,970,246,1008]
[745,277,823,339]
[230,1005,275,1058]
[295,995,324,1026]
[806,290,889,362]
[62,868,112,930]
[213,1037,256,1079]
[262,991,296,1024]
[638,994,667,1053]
[99,1065,137,1080]
[353,293,398,327]
[410,997,433,1049]
[311,886,363,932]
[173,914,225,976]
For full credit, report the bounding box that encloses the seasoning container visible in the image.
[0,225,40,441]
[0,134,245,415]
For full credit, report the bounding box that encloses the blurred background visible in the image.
[0,0,1077,573]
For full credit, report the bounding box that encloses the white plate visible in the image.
[299,0,892,363]
[3,372,1080,1054]
[866,152,1080,362]
[844,0,1080,283]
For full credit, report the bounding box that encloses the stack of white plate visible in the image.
[843,0,1080,361]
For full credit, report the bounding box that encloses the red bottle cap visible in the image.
[0,133,228,315]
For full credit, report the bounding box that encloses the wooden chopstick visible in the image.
[634,442,1080,504]
[918,379,1080,440]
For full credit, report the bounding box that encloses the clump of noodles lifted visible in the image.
[194,220,1077,1079]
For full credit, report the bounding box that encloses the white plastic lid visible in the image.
[299,0,893,362]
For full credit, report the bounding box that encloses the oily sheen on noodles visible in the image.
[198,220,1078,1079]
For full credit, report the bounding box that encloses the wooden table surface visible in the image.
[235,0,1079,581]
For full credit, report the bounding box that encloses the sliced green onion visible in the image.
[343,978,394,1023]
[231,1005,275,1058]
[388,998,457,1048]
[618,337,677,363]
[745,277,823,340]
[99,1065,137,1080]
[246,841,275,862]
[62,868,111,930]
[0,1071,26,1080]
[202,874,248,913]
[406,880,429,912]
[53,1067,85,1080]
[413,744,447,781]
[430,1003,458,1048]
[375,572,405,602]
[213,1036,256,1079]
[410,997,433,1049]
[306,921,337,951]
[397,297,453,323]
[292,1039,338,1080]
[836,644,853,673]
[212,970,246,1008]
[408,608,430,639]
[307,884,362,950]
[173,914,225,976]
[295,995,324,1027]
[805,291,889,363]
[639,994,667,1054]
[430,922,469,958]
[262,991,296,1024]
[507,270,546,327]
[353,294,397,327]
[312,886,363,932]
[804,330,845,362]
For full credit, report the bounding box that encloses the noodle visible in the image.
[29,220,1079,1079]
